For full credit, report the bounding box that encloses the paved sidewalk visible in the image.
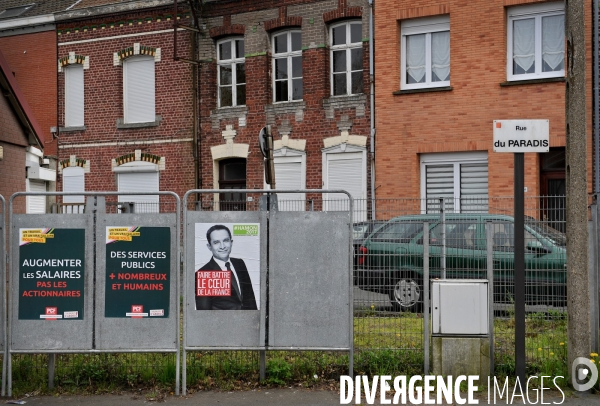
[5,388,600,406]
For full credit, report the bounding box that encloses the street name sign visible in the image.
[493,119,549,153]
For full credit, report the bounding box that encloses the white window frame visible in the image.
[272,30,303,103]
[115,161,159,213]
[217,37,246,108]
[329,20,363,96]
[123,55,155,124]
[264,149,306,210]
[420,151,488,213]
[322,144,367,221]
[401,15,450,90]
[64,64,84,127]
[507,2,565,81]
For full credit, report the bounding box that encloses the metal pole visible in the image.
[440,198,446,279]
[48,353,55,389]
[486,222,495,376]
[514,153,525,385]
[423,222,429,375]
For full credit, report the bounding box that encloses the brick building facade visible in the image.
[53,1,195,210]
[374,0,592,216]
[196,0,372,219]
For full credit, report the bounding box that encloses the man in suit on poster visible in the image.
[195,224,257,310]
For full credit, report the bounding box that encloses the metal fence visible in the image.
[5,193,574,392]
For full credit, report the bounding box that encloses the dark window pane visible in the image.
[351,71,363,94]
[351,48,363,71]
[236,84,246,105]
[333,50,346,73]
[275,58,288,80]
[274,34,287,54]
[333,73,346,95]
[235,40,245,58]
[292,78,303,100]
[350,23,362,43]
[236,63,246,84]
[223,161,246,180]
[332,25,346,46]
[220,86,232,107]
[219,65,232,85]
[275,80,288,102]
[292,56,302,78]
[513,60,534,75]
[219,41,231,60]
[291,32,302,51]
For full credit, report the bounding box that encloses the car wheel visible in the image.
[389,272,423,312]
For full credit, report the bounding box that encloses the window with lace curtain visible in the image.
[507,2,564,81]
[401,15,450,90]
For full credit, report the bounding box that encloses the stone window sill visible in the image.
[323,94,367,109]
[500,77,565,87]
[265,101,305,115]
[393,86,453,95]
[116,116,162,129]
[59,126,86,132]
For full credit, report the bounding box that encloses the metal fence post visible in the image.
[440,198,446,279]
[423,222,429,375]
[486,221,495,376]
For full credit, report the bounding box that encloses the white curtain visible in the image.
[513,18,535,73]
[542,15,564,71]
[406,34,426,83]
[431,31,450,81]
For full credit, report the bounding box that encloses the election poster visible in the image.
[194,223,260,311]
[105,226,170,318]
[19,228,85,320]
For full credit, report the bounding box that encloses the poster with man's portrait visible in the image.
[194,223,260,310]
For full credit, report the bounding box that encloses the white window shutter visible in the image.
[326,152,365,221]
[124,56,155,123]
[425,164,455,212]
[460,163,489,212]
[118,171,159,213]
[27,179,46,214]
[65,65,84,127]
[62,166,85,205]
[274,159,303,211]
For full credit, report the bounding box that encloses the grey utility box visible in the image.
[432,279,488,335]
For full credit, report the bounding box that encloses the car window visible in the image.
[491,222,537,251]
[371,221,423,243]
[353,224,370,239]
[430,220,479,249]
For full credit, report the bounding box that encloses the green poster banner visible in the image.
[105,226,170,318]
[19,228,85,320]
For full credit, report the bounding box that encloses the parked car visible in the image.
[355,213,567,312]
[353,221,386,268]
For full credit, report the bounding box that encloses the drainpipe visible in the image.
[369,0,376,220]
[595,0,599,193]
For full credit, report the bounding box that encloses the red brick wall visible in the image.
[198,0,372,208]
[0,91,29,213]
[0,30,58,156]
[55,10,195,204]
[374,0,593,200]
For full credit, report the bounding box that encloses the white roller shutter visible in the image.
[325,152,365,221]
[274,157,304,211]
[425,164,455,212]
[65,64,84,127]
[118,170,159,213]
[460,163,488,212]
[27,179,46,214]
[124,56,155,123]
[62,166,85,212]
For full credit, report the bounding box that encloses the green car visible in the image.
[355,214,567,311]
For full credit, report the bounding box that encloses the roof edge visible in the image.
[0,50,45,148]
[55,0,174,22]
[0,14,55,31]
